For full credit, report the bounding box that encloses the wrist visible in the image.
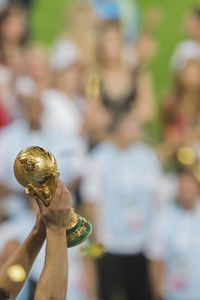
[33,216,46,236]
[46,226,67,235]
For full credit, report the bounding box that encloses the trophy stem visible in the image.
[67,210,78,230]
[66,212,92,248]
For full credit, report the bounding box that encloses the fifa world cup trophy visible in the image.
[14,146,92,247]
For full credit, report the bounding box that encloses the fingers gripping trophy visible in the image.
[13,146,92,247]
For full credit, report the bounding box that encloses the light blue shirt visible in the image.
[148,201,200,300]
[82,141,161,254]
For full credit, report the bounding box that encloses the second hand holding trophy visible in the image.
[14,146,92,247]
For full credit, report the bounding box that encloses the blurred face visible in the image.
[180,60,200,90]
[177,174,200,209]
[185,13,200,40]
[137,34,158,65]
[57,65,80,94]
[21,98,43,130]
[26,48,50,82]
[114,114,142,147]
[103,68,134,100]
[99,27,122,64]
[1,10,26,43]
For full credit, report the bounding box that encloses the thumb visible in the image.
[27,185,46,212]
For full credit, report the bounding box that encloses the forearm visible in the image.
[0,224,46,298]
[34,228,68,300]
[83,256,98,300]
[149,260,164,300]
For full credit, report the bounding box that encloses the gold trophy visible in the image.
[13,146,92,247]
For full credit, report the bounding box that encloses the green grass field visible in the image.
[30,0,200,142]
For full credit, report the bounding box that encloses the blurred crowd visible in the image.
[0,1,200,300]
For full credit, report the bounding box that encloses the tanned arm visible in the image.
[34,181,71,300]
[0,216,46,299]
[34,228,67,300]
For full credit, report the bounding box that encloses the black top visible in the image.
[100,69,138,114]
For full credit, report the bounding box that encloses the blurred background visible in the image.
[1,0,200,299]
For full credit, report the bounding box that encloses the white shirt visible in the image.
[147,201,200,300]
[171,40,200,71]
[42,89,82,136]
[81,141,162,255]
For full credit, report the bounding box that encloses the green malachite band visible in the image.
[67,220,92,248]
[66,217,82,235]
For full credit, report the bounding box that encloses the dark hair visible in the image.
[0,3,25,27]
[0,3,27,54]
[0,288,10,300]
[192,7,200,19]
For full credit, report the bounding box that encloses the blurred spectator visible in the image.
[0,3,27,74]
[96,20,155,122]
[81,110,162,299]
[94,20,138,70]
[25,44,52,93]
[60,2,96,67]
[171,7,200,71]
[85,20,155,146]
[148,170,200,300]
[40,41,85,136]
[161,59,200,160]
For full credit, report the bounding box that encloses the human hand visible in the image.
[33,180,72,231]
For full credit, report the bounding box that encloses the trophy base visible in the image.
[66,215,92,248]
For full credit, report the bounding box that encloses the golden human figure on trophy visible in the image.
[14,146,92,247]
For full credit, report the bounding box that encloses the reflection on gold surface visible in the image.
[14,146,59,206]
[7,265,26,282]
